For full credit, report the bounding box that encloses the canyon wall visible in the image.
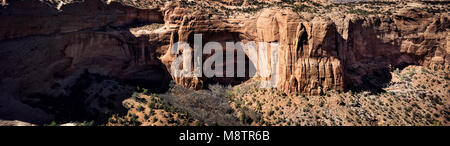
[0,0,448,123]
[0,0,168,123]
[160,2,448,95]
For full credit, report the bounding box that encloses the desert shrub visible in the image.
[268,110,274,116]
[256,101,262,110]
[128,114,141,126]
[46,121,58,126]
[78,120,95,126]
[348,8,375,15]
[238,110,246,124]
[131,92,139,100]
[292,4,314,13]
[421,67,430,74]
[158,84,243,126]
[137,105,145,112]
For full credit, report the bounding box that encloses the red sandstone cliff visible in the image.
[0,0,448,123]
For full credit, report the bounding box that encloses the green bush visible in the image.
[268,110,274,116]
[348,8,375,16]
[137,105,145,112]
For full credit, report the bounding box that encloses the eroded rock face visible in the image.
[0,0,448,123]
[1,1,448,95]
[338,8,449,92]
[0,0,163,40]
[270,8,448,95]
[0,0,168,123]
[274,16,345,95]
[160,5,448,95]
